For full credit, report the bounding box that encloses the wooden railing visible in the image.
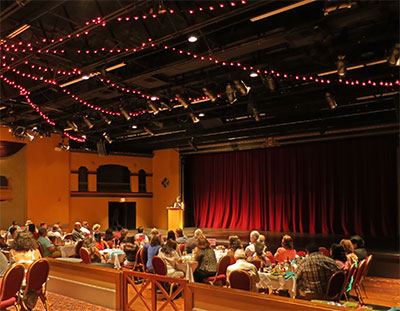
[122,270,191,311]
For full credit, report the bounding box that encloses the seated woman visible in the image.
[123,235,139,267]
[145,235,162,272]
[252,241,271,268]
[193,238,217,283]
[274,235,296,263]
[330,244,350,271]
[227,235,242,257]
[104,228,115,249]
[340,239,358,265]
[158,239,184,278]
[83,235,102,263]
[94,232,108,250]
[10,231,42,269]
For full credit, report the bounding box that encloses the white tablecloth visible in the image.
[257,272,296,298]
[60,244,76,258]
[214,250,228,261]
[100,249,125,269]
[177,260,198,282]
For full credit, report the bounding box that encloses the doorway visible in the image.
[108,202,136,230]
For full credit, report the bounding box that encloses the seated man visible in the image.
[245,230,260,257]
[37,228,61,258]
[72,222,85,241]
[134,226,149,244]
[226,249,260,292]
[296,243,339,300]
[47,224,62,238]
[175,228,188,244]
[81,221,91,235]
[185,228,203,254]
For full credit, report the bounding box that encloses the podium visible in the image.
[166,206,183,231]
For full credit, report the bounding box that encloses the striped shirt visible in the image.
[296,252,339,297]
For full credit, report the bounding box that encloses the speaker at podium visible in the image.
[167,196,184,231]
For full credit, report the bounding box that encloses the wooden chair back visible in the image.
[229,270,251,291]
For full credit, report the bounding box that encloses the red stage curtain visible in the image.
[185,136,398,237]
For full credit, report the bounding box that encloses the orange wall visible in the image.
[152,149,180,228]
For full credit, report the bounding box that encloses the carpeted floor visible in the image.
[33,292,113,311]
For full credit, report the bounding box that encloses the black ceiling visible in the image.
[0,0,399,154]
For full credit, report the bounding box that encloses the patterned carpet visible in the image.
[33,292,113,311]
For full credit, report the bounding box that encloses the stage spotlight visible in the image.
[325,92,337,109]
[147,100,160,115]
[202,87,217,102]
[226,83,237,104]
[263,74,276,91]
[143,126,155,136]
[103,132,113,144]
[189,112,200,124]
[83,115,94,129]
[160,101,172,111]
[233,80,251,96]
[388,44,400,66]
[176,94,189,109]
[337,55,346,77]
[66,120,79,132]
[101,114,112,125]
[119,106,131,121]
[55,141,70,151]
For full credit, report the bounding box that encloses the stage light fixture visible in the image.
[143,126,154,136]
[262,74,276,91]
[119,107,131,121]
[250,71,258,78]
[198,113,205,117]
[101,114,112,125]
[188,35,198,43]
[325,92,337,109]
[66,120,79,132]
[226,83,237,104]
[202,87,217,102]
[234,80,251,96]
[103,132,113,143]
[388,44,400,66]
[160,101,172,111]
[131,125,138,129]
[176,94,189,109]
[337,55,346,77]
[189,113,200,124]
[147,100,160,115]
[55,141,70,151]
[83,116,94,129]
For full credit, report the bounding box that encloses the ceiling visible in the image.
[0,0,399,154]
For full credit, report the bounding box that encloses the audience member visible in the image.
[350,235,368,261]
[28,224,39,239]
[10,231,41,269]
[72,222,85,241]
[104,228,115,248]
[175,228,187,244]
[227,235,242,257]
[37,228,61,258]
[253,241,271,267]
[340,239,358,265]
[227,249,260,292]
[245,230,260,257]
[83,235,102,263]
[330,244,350,271]
[47,224,62,238]
[6,227,18,247]
[119,228,129,244]
[193,238,217,283]
[39,222,47,230]
[185,228,203,254]
[134,226,149,244]
[296,243,339,300]
[158,239,184,278]
[258,234,266,244]
[94,232,108,250]
[274,235,296,262]
[92,224,101,233]
[167,230,176,241]
[145,235,162,272]
[123,235,139,266]
[8,220,20,232]
[81,221,91,235]
[113,225,123,240]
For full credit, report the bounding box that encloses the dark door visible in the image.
[108,202,136,229]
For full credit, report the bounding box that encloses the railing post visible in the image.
[151,278,157,311]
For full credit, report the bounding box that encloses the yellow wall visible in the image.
[152,149,180,228]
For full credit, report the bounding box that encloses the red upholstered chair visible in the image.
[79,247,91,264]
[74,240,84,258]
[134,248,144,272]
[179,244,185,253]
[106,240,114,249]
[229,270,251,291]
[266,251,275,265]
[19,259,50,311]
[319,247,330,257]
[324,270,346,301]
[205,255,231,286]
[342,263,357,300]
[353,259,367,303]
[0,264,25,311]
[360,255,373,297]
[140,246,149,272]
[152,256,167,276]
[249,259,261,270]
[296,250,306,257]
[37,243,45,258]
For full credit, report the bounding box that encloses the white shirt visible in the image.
[245,243,255,257]
[81,227,90,235]
[227,259,260,292]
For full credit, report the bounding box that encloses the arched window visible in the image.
[138,169,146,193]
[78,166,88,192]
[97,165,131,192]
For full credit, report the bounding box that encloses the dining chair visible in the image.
[360,255,373,298]
[179,244,185,253]
[140,246,148,272]
[352,258,367,303]
[249,259,261,270]
[74,240,84,258]
[0,264,25,311]
[204,255,231,286]
[152,256,175,295]
[79,247,91,264]
[342,262,357,300]
[229,270,251,291]
[324,270,346,301]
[19,259,50,311]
